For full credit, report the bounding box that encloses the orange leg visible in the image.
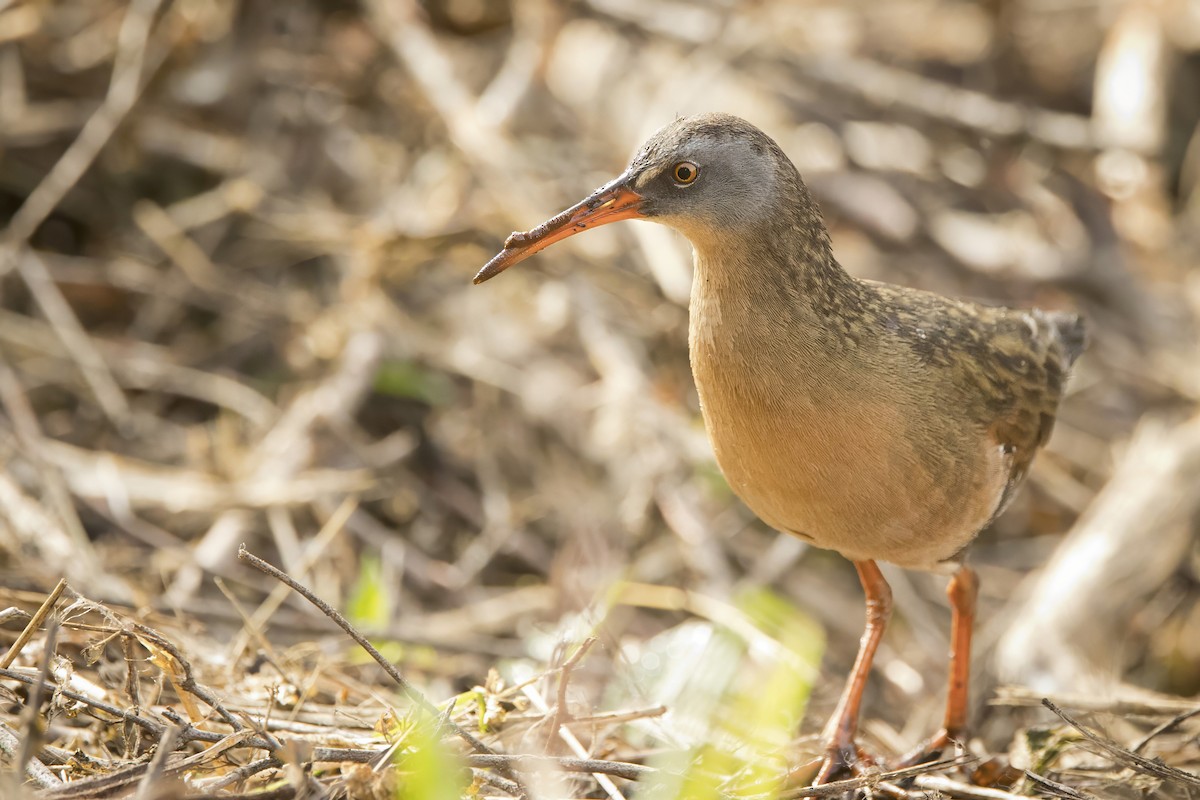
[813,560,892,784]
[896,565,979,766]
[943,565,978,740]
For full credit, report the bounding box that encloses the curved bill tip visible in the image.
[472,246,523,284]
[471,177,644,286]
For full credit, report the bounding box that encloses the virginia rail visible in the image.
[474,113,1085,785]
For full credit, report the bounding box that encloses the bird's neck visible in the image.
[688,219,866,348]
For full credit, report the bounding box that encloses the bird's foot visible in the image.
[781,742,879,799]
[891,728,958,770]
[814,740,877,784]
[894,732,1024,787]
[814,742,855,784]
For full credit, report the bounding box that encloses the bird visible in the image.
[473,113,1086,787]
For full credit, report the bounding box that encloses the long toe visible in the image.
[892,728,958,770]
[814,741,879,785]
[814,743,856,784]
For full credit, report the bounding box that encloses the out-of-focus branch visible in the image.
[797,55,1100,151]
[2,0,168,429]
[995,414,1200,690]
[3,0,165,245]
[164,328,384,607]
[364,0,546,227]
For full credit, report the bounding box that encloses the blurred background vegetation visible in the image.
[1,0,1199,797]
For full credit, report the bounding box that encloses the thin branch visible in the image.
[7,617,60,798]
[1021,769,1101,800]
[131,726,180,800]
[1131,706,1200,754]
[0,578,66,670]
[235,546,511,774]
[775,757,976,799]
[468,753,652,781]
[1042,699,1200,788]
[545,636,598,748]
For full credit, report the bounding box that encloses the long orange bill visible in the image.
[473,174,645,284]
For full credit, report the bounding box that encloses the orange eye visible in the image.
[672,161,699,185]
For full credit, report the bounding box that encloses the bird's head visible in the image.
[473,113,791,284]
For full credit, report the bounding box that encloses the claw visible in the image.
[813,742,879,786]
[814,743,858,784]
[893,730,948,769]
